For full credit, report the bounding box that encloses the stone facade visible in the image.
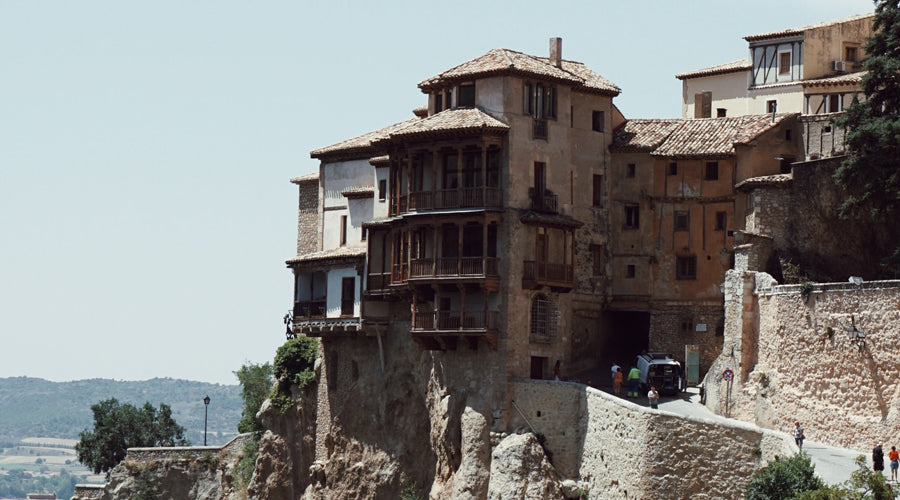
[510,379,795,500]
[292,173,320,255]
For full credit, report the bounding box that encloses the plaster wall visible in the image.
[322,158,374,250]
[325,267,359,318]
[801,17,873,79]
[510,379,795,500]
[746,86,804,115]
[681,71,748,119]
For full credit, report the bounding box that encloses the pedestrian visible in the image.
[889,446,899,481]
[553,360,561,381]
[613,368,623,396]
[627,366,641,397]
[610,362,620,382]
[874,444,885,473]
[793,422,805,451]
[648,386,660,409]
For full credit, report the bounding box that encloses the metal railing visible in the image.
[293,300,326,319]
[522,260,574,286]
[528,188,558,213]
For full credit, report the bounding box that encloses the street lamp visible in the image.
[203,395,211,446]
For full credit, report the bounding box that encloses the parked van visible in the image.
[636,353,683,395]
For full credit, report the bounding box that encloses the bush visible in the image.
[274,337,318,389]
[745,453,823,500]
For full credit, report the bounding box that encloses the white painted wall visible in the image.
[681,71,749,119]
[326,267,359,318]
[322,158,376,250]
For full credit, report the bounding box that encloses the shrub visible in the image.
[745,453,823,500]
[274,337,318,390]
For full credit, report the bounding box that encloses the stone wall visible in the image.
[295,177,319,255]
[648,304,724,375]
[510,379,794,500]
[706,276,900,450]
[71,485,104,500]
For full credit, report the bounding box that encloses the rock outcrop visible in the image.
[486,432,563,500]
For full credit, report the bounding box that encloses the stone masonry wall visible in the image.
[706,277,900,450]
[296,178,319,255]
[649,305,723,375]
[510,379,794,500]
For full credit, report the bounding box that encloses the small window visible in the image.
[681,319,693,333]
[361,227,367,242]
[676,256,697,280]
[592,111,605,132]
[705,162,719,180]
[674,211,690,231]
[340,215,348,246]
[457,84,476,107]
[530,294,558,344]
[767,100,777,114]
[593,174,603,207]
[667,163,678,176]
[715,211,727,231]
[779,52,791,75]
[626,264,636,278]
[378,179,387,201]
[785,129,792,141]
[523,83,533,115]
[823,125,832,134]
[828,94,841,113]
[625,204,640,229]
[591,244,604,276]
[434,92,443,113]
[716,108,727,118]
[845,46,859,62]
[341,277,355,316]
[626,164,636,178]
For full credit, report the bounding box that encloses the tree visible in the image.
[793,456,895,500]
[745,453,824,500]
[234,361,273,434]
[75,398,188,474]
[833,0,900,273]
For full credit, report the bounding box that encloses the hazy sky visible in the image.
[0,0,875,385]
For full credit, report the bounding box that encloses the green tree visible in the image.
[75,398,189,474]
[745,453,824,500]
[833,0,900,272]
[234,361,273,434]
[274,337,318,390]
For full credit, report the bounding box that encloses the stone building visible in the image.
[677,13,873,121]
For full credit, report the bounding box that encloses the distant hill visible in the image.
[0,377,243,447]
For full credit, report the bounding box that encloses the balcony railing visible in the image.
[411,309,499,331]
[366,272,391,293]
[522,260,574,288]
[403,257,499,281]
[528,188,558,214]
[293,300,326,319]
[391,263,409,284]
[390,187,502,215]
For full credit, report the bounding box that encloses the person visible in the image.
[794,422,805,451]
[889,446,899,481]
[610,362,621,382]
[627,366,641,397]
[613,368,624,396]
[648,386,660,409]
[553,360,561,381]
[874,444,885,473]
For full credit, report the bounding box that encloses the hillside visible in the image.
[0,377,243,447]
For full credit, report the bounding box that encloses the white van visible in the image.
[636,353,683,395]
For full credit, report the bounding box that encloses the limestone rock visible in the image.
[449,402,491,500]
[487,432,563,500]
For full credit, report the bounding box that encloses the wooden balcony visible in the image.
[390,187,501,216]
[522,260,574,290]
[394,257,499,290]
[410,309,499,350]
[366,272,392,295]
[291,300,362,337]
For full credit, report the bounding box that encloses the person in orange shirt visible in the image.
[613,368,624,396]
[890,446,899,481]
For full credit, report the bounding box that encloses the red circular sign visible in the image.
[722,369,734,381]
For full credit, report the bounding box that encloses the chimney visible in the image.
[550,37,562,68]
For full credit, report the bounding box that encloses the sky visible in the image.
[0,0,876,386]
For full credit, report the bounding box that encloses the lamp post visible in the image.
[203,395,211,446]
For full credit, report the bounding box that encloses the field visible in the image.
[0,437,104,483]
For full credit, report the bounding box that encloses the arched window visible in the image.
[530,294,558,343]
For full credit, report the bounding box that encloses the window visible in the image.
[674,211,690,231]
[827,94,841,113]
[845,45,859,62]
[779,52,791,75]
[340,215,347,246]
[523,83,533,115]
[378,179,386,201]
[625,204,640,229]
[434,92,443,113]
[705,162,719,180]
[593,174,603,207]
[676,256,697,280]
[715,211,727,231]
[591,244,604,276]
[823,125,832,134]
[785,129,792,141]
[457,83,475,107]
[716,108,727,118]
[626,164,636,178]
[767,100,777,114]
[525,83,557,119]
[592,111,605,132]
[530,294,558,343]
[341,277,355,316]
[681,318,693,333]
[361,227,367,242]
[667,162,678,176]
[626,264,636,278]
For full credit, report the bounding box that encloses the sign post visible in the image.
[722,368,734,418]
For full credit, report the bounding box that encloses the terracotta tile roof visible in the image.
[612,114,796,159]
[735,173,793,190]
[413,105,428,118]
[419,48,620,96]
[369,155,390,166]
[290,172,319,184]
[676,59,752,80]
[341,186,375,199]
[285,247,366,266]
[373,108,509,145]
[310,117,421,160]
[802,71,866,88]
[744,13,873,42]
